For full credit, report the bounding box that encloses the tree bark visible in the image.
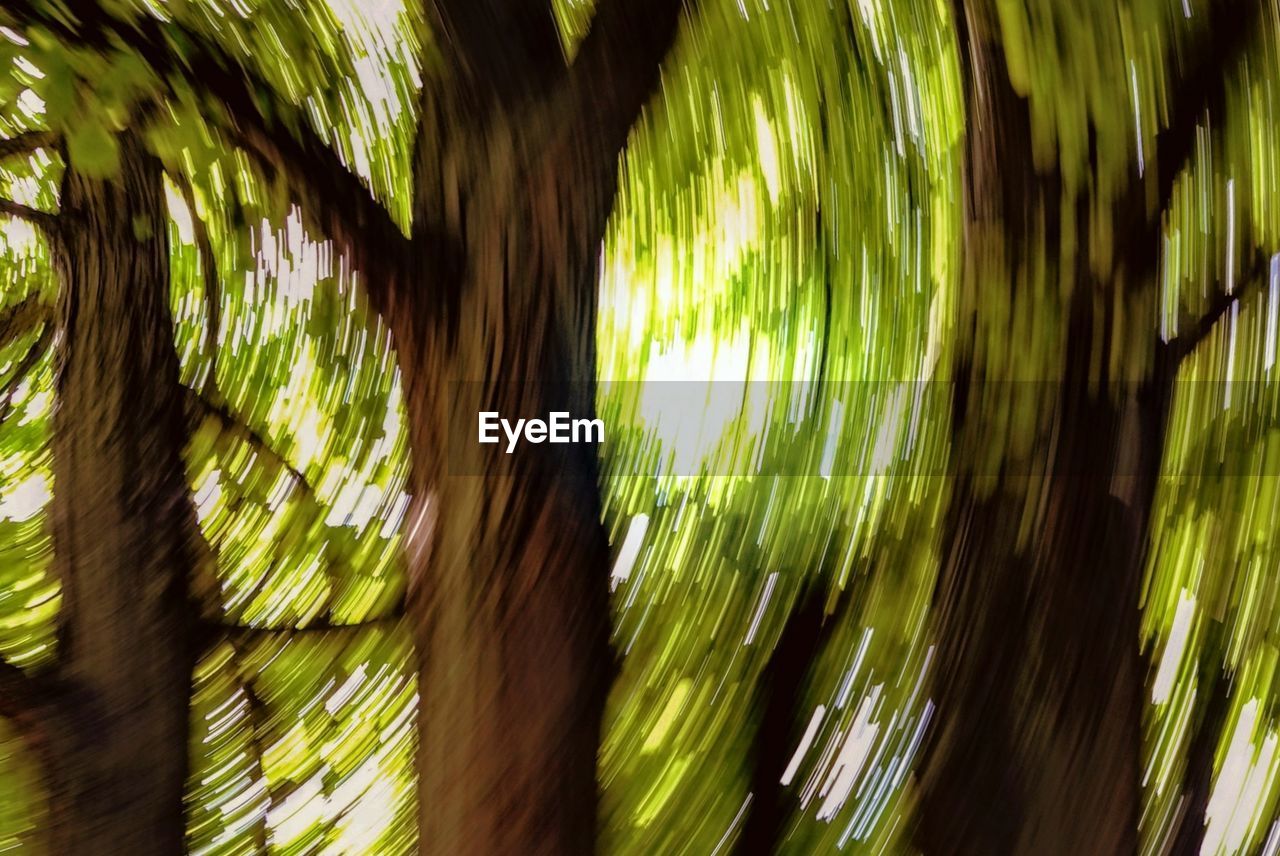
[914,3,1149,852]
[915,1,1256,850]
[736,586,849,856]
[402,386,612,856]
[393,103,618,855]
[386,3,685,850]
[7,3,686,851]
[919,357,1151,856]
[1165,624,1231,855]
[45,130,197,854]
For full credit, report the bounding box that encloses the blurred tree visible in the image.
[1,1,694,853]
[0,26,412,851]
[711,1,1279,852]
[46,129,198,852]
[382,6,689,851]
[917,1,1265,853]
[0,129,199,851]
[4,0,1277,853]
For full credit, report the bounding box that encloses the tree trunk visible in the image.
[45,130,197,854]
[393,108,617,855]
[736,586,847,856]
[915,3,1152,851]
[1166,626,1231,854]
[919,351,1151,855]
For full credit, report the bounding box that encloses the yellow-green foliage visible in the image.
[1,0,1280,854]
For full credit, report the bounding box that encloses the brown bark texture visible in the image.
[43,130,197,855]
[2,3,680,852]
[914,3,1148,853]
[395,99,620,856]
[915,0,1253,851]
[379,4,687,852]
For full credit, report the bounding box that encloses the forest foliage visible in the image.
[0,0,1278,853]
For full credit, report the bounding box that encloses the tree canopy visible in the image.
[0,0,1278,853]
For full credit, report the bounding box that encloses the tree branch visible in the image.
[1,1,410,315]
[231,118,410,315]
[1166,623,1231,856]
[0,130,57,162]
[168,178,317,503]
[181,386,372,626]
[182,386,313,492]
[738,583,852,855]
[1111,0,1262,295]
[1152,0,1260,220]
[1164,249,1271,363]
[0,656,49,722]
[427,0,567,105]
[0,197,57,234]
[199,608,403,644]
[568,0,691,159]
[0,293,49,351]
[221,637,273,854]
[182,382,409,631]
[0,322,51,422]
[167,199,366,626]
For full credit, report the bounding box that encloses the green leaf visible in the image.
[35,50,75,126]
[131,215,154,241]
[66,121,119,178]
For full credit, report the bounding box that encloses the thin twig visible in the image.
[182,386,368,625]
[183,385,312,490]
[1165,249,1270,364]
